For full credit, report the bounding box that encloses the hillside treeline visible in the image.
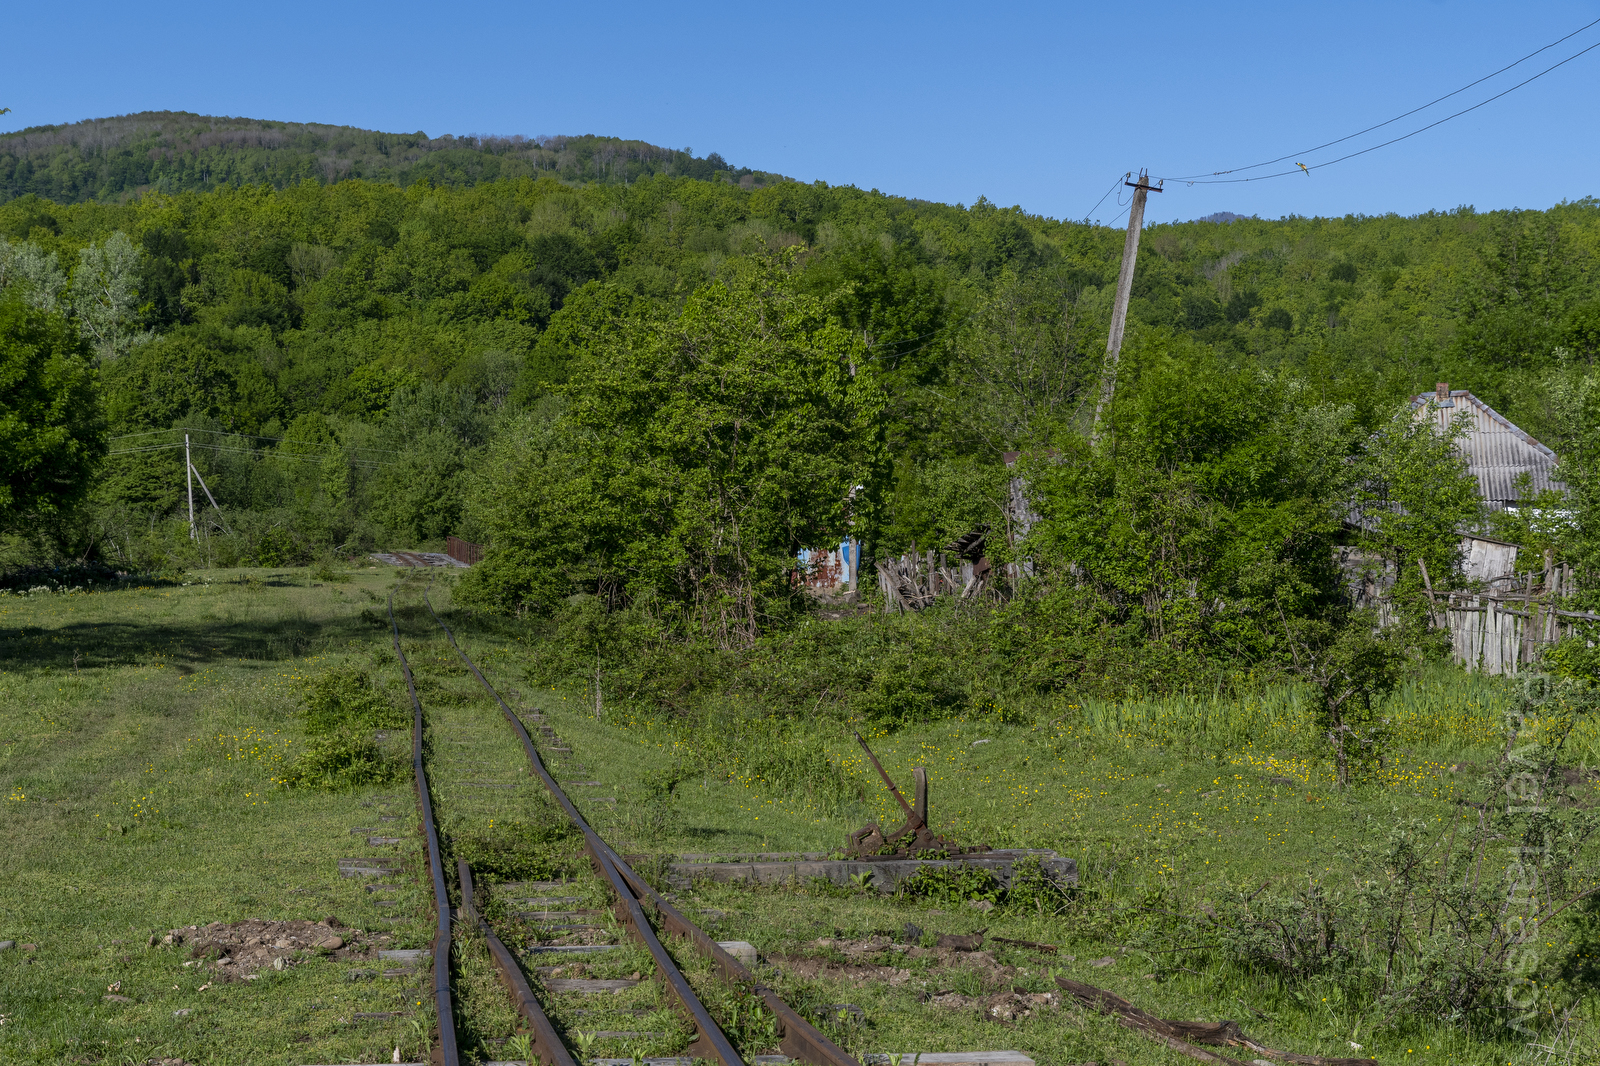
[0,112,787,206]
[2,168,1599,694]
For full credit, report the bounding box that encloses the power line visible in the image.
[1159,21,1600,186]
[107,442,188,456]
[107,426,392,460]
[106,441,385,468]
[1080,173,1128,223]
[1168,16,1600,181]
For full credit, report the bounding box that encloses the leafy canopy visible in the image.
[460,252,886,643]
[0,294,103,528]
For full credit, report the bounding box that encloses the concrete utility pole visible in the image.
[1091,170,1162,444]
[185,433,196,540]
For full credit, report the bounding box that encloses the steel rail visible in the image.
[422,589,860,1066]
[389,585,461,1066]
[421,590,743,1066]
[598,848,860,1066]
[458,859,579,1066]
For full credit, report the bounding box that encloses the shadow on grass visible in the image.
[0,610,383,672]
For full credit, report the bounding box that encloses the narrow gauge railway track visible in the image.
[387,580,860,1066]
[388,585,460,1063]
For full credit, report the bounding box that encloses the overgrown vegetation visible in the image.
[277,666,406,789]
[4,115,1600,1059]
[0,148,1597,588]
[1115,672,1600,1035]
[2,568,1596,1063]
[448,811,577,882]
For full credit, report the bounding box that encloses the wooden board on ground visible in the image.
[543,978,641,992]
[669,848,1077,893]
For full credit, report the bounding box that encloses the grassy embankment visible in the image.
[0,569,437,1065]
[3,572,1596,1065]
[514,617,1600,1065]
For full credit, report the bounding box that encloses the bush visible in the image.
[897,864,1003,905]
[0,560,123,592]
[276,733,402,790]
[310,555,352,583]
[896,855,1072,912]
[279,665,409,791]
[301,667,405,736]
[854,649,964,729]
[1005,853,1072,913]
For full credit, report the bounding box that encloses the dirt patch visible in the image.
[164,919,378,980]
[782,956,917,986]
[930,990,1061,1021]
[806,935,908,958]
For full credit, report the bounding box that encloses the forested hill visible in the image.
[0,156,1597,584]
[0,112,788,205]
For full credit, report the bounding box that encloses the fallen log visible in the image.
[1056,978,1378,1066]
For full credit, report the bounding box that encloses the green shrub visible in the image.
[278,666,409,791]
[896,863,1003,904]
[310,555,352,583]
[302,667,405,736]
[1005,853,1072,913]
[855,650,964,728]
[896,855,1071,912]
[256,527,307,566]
[277,733,402,790]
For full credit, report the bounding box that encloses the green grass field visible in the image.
[1,571,1595,1065]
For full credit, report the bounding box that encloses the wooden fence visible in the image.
[876,549,1008,612]
[446,535,484,566]
[1421,564,1597,675]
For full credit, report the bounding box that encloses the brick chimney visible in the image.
[1436,382,1450,402]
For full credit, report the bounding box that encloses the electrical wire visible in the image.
[106,443,187,455]
[1081,174,1129,224]
[108,426,392,459]
[1167,15,1600,180]
[106,429,180,440]
[107,441,384,467]
[1158,22,1600,186]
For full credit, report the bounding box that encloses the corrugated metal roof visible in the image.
[1409,390,1563,509]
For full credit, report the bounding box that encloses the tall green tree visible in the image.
[73,232,150,361]
[1016,334,1362,685]
[1354,400,1485,622]
[0,294,104,529]
[462,252,886,643]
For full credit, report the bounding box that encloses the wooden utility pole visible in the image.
[185,433,196,540]
[1091,170,1162,444]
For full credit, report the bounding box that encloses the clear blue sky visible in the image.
[10,1,1600,223]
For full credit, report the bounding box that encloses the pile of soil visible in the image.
[163,918,377,979]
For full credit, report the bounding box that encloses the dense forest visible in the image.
[2,114,1599,695]
[0,112,788,205]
